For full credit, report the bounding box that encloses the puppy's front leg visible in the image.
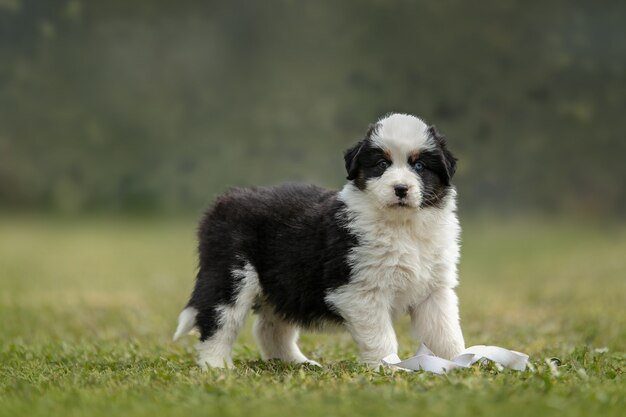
[410,287,465,359]
[330,291,398,365]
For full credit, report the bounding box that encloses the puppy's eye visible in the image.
[377,160,390,169]
[413,161,425,172]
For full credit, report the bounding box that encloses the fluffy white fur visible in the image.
[371,113,436,155]
[325,113,465,365]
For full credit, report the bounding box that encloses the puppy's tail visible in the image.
[173,306,198,341]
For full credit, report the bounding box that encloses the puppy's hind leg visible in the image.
[193,262,261,369]
[253,304,320,366]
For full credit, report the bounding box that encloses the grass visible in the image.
[0,215,625,417]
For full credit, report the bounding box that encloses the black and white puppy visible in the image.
[174,113,465,368]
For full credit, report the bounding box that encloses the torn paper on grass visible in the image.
[382,344,529,374]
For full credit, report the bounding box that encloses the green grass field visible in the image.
[1,216,625,417]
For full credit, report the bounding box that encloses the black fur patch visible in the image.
[344,123,380,182]
[343,124,393,190]
[187,184,357,340]
[414,150,451,208]
[417,126,457,208]
[427,125,457,185]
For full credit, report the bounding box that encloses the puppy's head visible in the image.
[344,113,457,209]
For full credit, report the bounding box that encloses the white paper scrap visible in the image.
[382,344,529,374]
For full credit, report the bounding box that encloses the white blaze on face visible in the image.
[367,114,436,208]
[372,114,434,155]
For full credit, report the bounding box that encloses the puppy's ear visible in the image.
[344,140,365,180]
[344,123,377,181]
[428,125,457,185]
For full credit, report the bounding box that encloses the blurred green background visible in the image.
[1,0,625,216]
[1,2,626,416]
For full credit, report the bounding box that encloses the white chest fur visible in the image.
[332,185,460,317]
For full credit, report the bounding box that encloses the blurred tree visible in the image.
[0,0,624,215]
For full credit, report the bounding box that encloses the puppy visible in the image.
[174,113,465,368]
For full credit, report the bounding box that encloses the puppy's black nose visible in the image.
[394,184,409,198]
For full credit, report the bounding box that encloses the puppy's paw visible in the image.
[302,359,322,367]
[360,359,387,370]
[197,356,234,370]
[432,340,466,360]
